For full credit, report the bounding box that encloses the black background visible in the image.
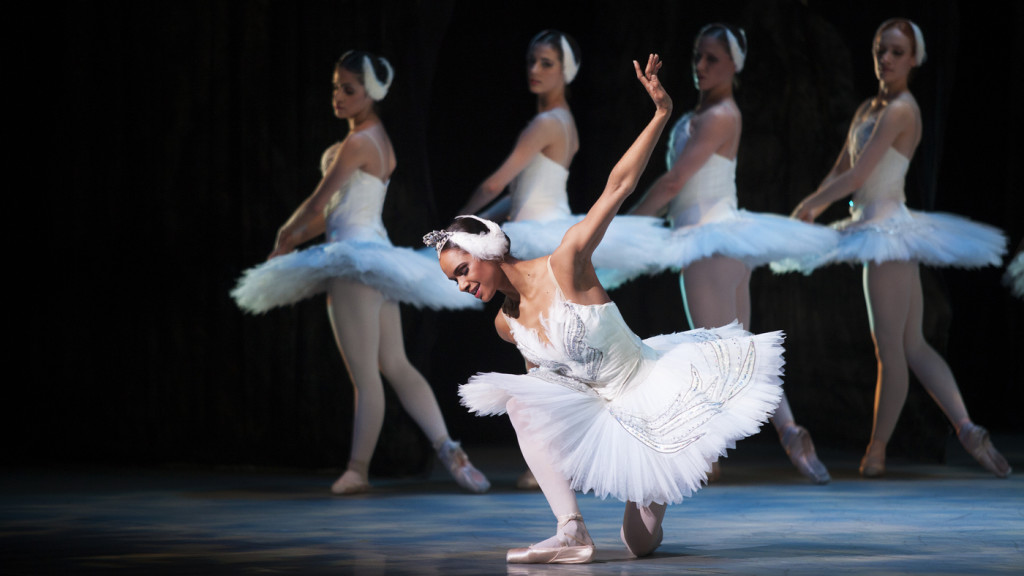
[42,0,1022,475]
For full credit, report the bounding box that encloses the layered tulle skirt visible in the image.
[459,324,784,506]
[666,208,841,271]
[232,239,481,314]
[772,203,1006,274]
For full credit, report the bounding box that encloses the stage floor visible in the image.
[2,436,1021,575]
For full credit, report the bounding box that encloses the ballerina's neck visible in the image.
[536,90,568,113]
[877,80,909,101]
[697,86,733,111]
[347,110,380,133]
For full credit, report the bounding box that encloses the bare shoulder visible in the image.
[691,102,739,135]
[338,130,372,159]
[879,96,918,128]
[494,308,515,344]
[524,110,566,137]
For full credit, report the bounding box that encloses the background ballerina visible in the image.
[232,51,490,494]
[781,19,1009,478]
[459,29,669,290]
[630,23,836,484]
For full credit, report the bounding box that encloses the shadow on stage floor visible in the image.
[2,435,1021,575]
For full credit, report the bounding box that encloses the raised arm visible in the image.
[630,107,738,216]
[268,133,376,259]
[458,114,568,215]
[793,99,917,222]
[557,54,672,262]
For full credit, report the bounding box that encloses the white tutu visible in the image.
[773,205,1007,274]
[661,113,839,272]
[773,122,1007,274]
[233,159,480,313]
[460,259,783,507]
[666,205,841,270]
[232,239,481,314]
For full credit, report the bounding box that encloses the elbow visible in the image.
[479,178,506,198]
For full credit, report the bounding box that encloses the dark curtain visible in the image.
[40,0,1021,471]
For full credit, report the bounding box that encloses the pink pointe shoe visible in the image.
[507,513,595,564]
[958,423,1012,478]
[438,439,491,493]
[781,425,831,484]
[859,451,886,478]
[330,469,370,495]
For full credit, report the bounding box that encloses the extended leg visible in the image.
[901,266,1010,477]
[376,300,489,492]
[326,279,386,494]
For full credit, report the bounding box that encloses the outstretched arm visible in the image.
[458,113,565,216]
[557,54,672,262]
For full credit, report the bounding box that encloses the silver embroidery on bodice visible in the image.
[505,262,760,454]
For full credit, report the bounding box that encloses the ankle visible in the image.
[556,514,592,547]
[346,459,370,478]
[432,435,451,452]
[954,419,973,437]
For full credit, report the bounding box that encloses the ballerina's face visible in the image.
[439,249,502,303]
[692,34,735,92]
[332,67,372,120]
[527,43,564,94]
[873,27,915,85]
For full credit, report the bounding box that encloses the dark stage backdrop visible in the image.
[44,0,1021,473]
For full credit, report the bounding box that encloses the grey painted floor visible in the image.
[2,437,1021,575]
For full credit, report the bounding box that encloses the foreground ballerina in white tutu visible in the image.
[782,20,1010,478]
[425,55,784,564]
[630,23,835,484]
[232,51,489,495]
[458,30,669,289]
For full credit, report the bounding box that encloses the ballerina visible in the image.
[426,55,784,564]
[459,29,669,290]
[232,50,490,494]
[630,23,837,484]
[783,19,1009,478]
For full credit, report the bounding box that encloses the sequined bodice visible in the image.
[847,115,909,222]
[504,263,656,401]
[320,142,390,243]
[508,108,573,222]
[664,112,739,229]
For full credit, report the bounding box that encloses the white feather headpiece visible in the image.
[724,27,746,73]
[908,21,927,66]
[362,55,394,101]
[560,34,579,84]
[423,215,510,261]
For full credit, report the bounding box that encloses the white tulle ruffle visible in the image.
[502,214,671,289]
[232,239,482,314]
[666,209,840,270]
[772,205,1006,274]
[460,325,784,506]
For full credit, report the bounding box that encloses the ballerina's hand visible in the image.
[267,230,298,260]
[791,202,820,223]
[633,54,672,113]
